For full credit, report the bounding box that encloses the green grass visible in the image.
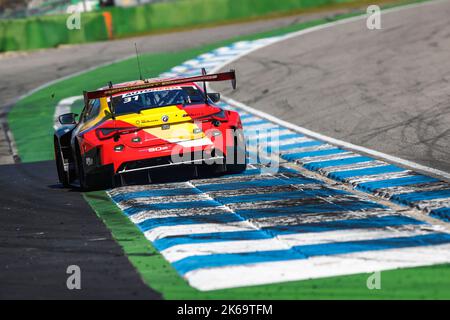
[84,191,450,299]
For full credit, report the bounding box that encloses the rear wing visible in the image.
[84,69,236,100]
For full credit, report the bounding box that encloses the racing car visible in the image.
[54,70,246,190]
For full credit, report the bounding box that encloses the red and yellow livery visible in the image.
[54,70,246,189]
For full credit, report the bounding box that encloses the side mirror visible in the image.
[58,113,78,125]
[207,93,220,103]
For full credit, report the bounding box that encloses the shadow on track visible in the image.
[0,160,161,299]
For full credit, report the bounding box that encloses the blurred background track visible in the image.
[0,7,357,165]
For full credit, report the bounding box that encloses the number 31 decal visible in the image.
[124,95,139,104]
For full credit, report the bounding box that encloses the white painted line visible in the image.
[109,182,193,196]
[247,128,293,140]
[415,198,450,211]
[244,122,279,130]
[116,193,212,209]
[172,66,189,73]
[143,220,258,242]
[280,143,337,155]
[162,227,430,263]
[377,182,450,196]
[348,171,414,185]
[185,242,450,291]
[226,194,359,210]
[241,116,263,123]
[252,209,394,228]
[183,61,220,68]
[205,184,314,198]
[53,95,83,129]
[298,152,354,164]
[322,160,388,173]
[266,136,313,147]
[193,173,279,185]
[128,206,231,224]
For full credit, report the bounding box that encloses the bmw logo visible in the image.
[162,115,169,122]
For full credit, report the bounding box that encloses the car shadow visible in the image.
[49,165,226,192]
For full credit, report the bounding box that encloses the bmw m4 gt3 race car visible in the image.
[54,70,246,190]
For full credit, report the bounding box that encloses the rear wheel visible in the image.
[197,162,226,177]
[226,129,247,174]
[54,139,70,187]
[75,143,114,191]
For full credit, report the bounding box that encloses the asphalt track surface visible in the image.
[0,10,353,299]
[0,160,162,299]
[213,0,450,174]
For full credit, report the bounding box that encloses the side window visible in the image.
[84,99,100,122]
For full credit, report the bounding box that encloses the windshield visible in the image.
[108,86,206,115]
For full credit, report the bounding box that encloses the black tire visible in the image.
[197,163,226,177]
[54,139,70,187]
[226,130,247,174]
[75,143,114,191]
